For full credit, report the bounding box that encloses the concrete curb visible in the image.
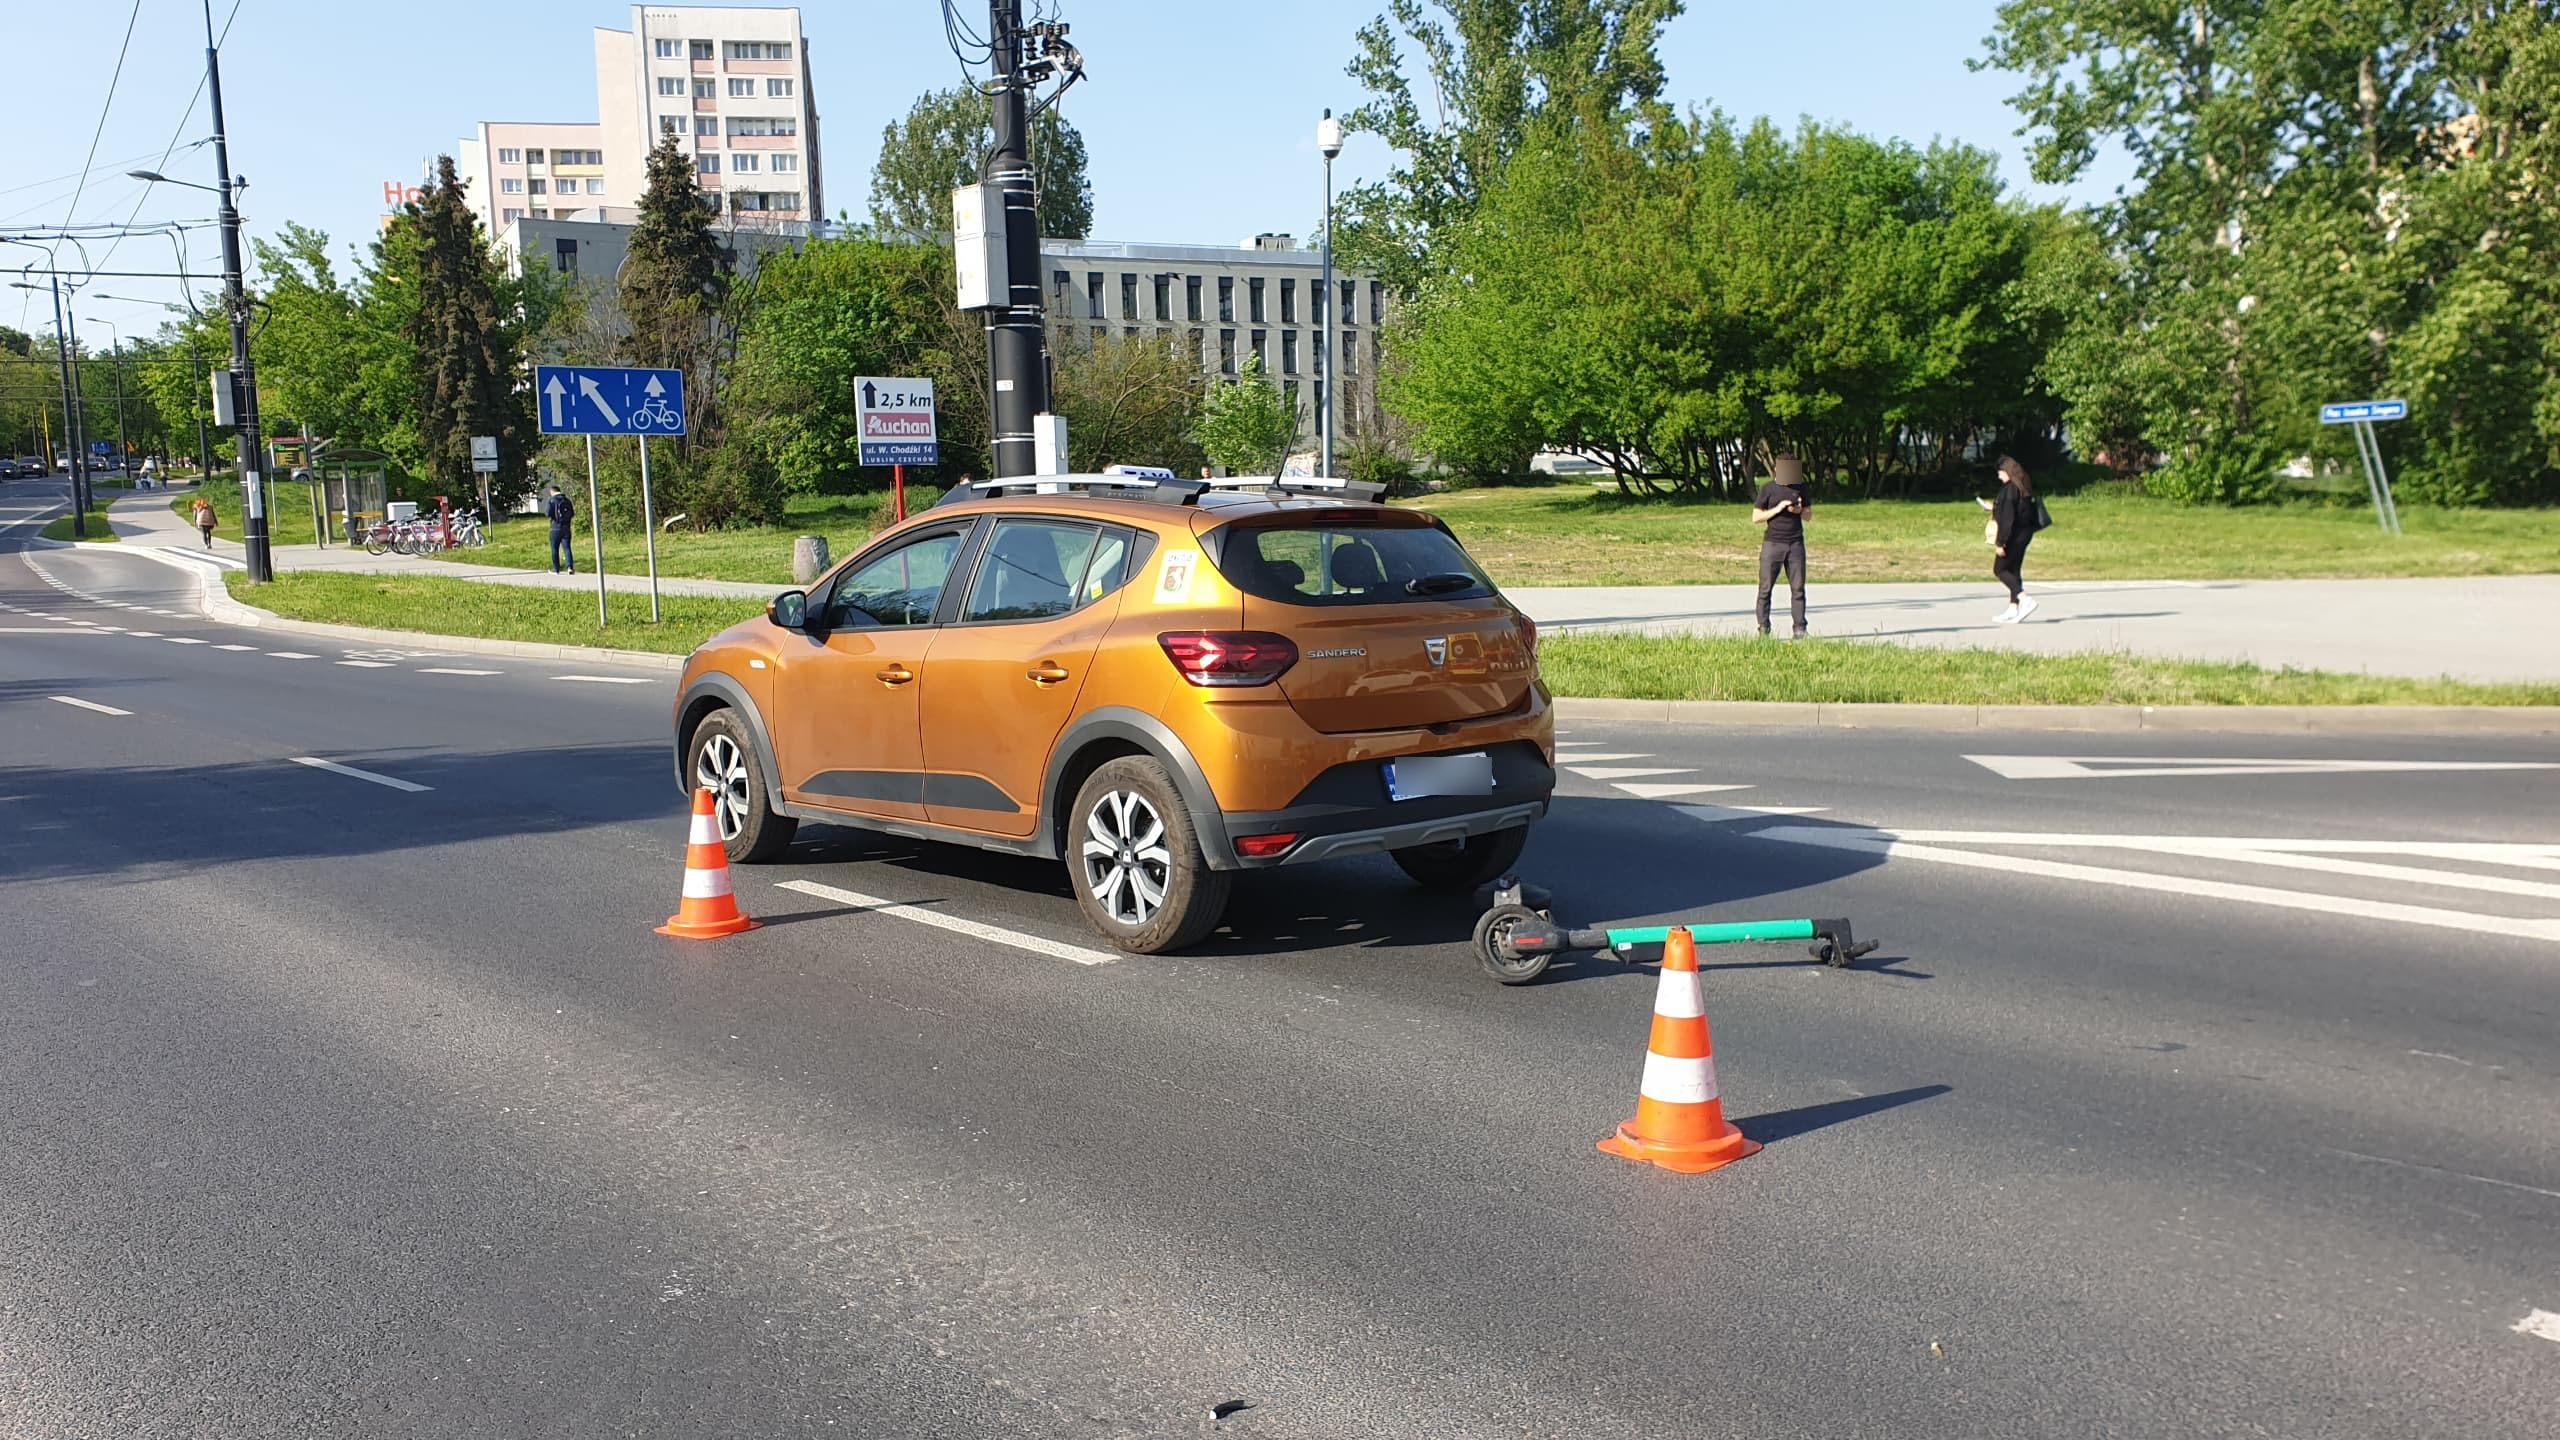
[124,546,686,672]
[64,546,2555,729]
[1554,697,2560,735]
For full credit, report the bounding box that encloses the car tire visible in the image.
[1068,756,1231,954]
[686,708,797,864]
[1390,826,1530,893]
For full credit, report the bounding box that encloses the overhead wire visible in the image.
[94,0,246,289]
[57,0,151,258]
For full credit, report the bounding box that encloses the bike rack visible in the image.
[1470,876,1881,985]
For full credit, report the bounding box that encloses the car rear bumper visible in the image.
[1218,739,1555,867]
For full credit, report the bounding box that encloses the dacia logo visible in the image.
[1424,637,1447,666]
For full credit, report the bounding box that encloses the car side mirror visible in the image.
[769,589,809,630]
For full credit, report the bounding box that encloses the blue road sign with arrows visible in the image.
[2319,398,2408,425]
[536,365,687,436]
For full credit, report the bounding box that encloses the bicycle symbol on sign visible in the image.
[631,394,685,432]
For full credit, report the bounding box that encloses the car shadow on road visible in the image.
[1735,1083,1952,1145]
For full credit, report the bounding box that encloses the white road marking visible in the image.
[124,630,162,637]
[2515,1310,2560,1344]
[1753,825,2560,945]
[1569,766,1697,781]
[419,667,503,676]
[1547,752,1648,764]
[1612,782,1752,799]
[552,674,654,685]
[213,643,255,651]
[335,660,395,669]
[776,879,1117,967]
[0,626,110,633]
[1965,754,2560,782]
[291,756,432,793]
[1676,803,1830,823]
[268,651,319,659]
[163,636,208,645]
[49,695,132,717]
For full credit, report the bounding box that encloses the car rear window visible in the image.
[1215,521,1494,606]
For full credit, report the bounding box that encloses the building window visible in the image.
[585,179,606,194]
[731,153,759,173]
[554,237,579,274]
[1151,274,1171,320]
[1219,329,1236,375]
[1313,331,1326,375]
[1343,329,1359,374]
[693,78,716,98]
[1341,280,1357,325]
[1185,276,1203,322]
[697,154,720,174]
[1250,328,1267,370]
[655,38,679,58]
[659,115,684,134]
[689,39,713,60]
[1370,282,1386,324]
[1249,277,1267,323]
[770,153,799,173]
[728,77,755,97]
[526,178,547,195]
[724,40,793,61]
[502,208,523,222]
[525,148,547,165]
[1120,274,1137,320]
[1311,281,1326,325]
[497,146,522,164]
[1189,328,1206,365]
[657,76,685,96]
[529,207,548,219]
[1217,277,1234,322]
[694,115,718,135]
[1282,331,1299,374]
[1280,278,1297,323]
[1086,272,1104,321]
[500,178,524,194]
[1051,269,1071,305]
[1283,379,1301,418]
[767,78,795,97]
[728,116,798,137]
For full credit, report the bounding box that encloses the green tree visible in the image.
[408,155,535,506]
[1195,354,1300,475]
[1339,0,1683,289]
[1052,331,1208,475]
[622,133,733,450]
[869,85,1094,239]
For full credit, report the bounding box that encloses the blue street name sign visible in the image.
[536,365,688,436]
[2319,398,2408,425]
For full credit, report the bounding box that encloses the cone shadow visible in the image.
[1734,1084,1951,1145]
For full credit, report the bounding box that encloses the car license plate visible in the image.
[1385,752,1493,801]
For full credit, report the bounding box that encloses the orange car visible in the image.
[673,473,1554,952]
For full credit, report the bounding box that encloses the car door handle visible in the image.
[1027,661,1071,685]
[875,665,915,686]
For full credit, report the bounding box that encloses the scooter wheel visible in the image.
[1810,940,1840,967]
[1474,904,1554,985]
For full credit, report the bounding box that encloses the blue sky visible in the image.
[6,1,2119,344]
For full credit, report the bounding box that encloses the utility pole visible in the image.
[1318,109,1344,480]
[981,0,1049,479]
[205,0,270,580]
[40,277,88,537]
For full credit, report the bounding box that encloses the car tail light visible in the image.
[1233,832,1299,858]
[1158,631,1298,687]
[1516,610,1539,656]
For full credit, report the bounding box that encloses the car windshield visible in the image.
[1216,520,1494,606]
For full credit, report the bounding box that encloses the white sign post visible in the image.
[2318,399,2408,536]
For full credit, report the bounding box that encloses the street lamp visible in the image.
[1317,109,1344,481]
[82,318,134,485]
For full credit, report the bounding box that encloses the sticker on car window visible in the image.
[1155,548,1198,604]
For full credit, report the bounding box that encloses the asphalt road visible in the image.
[5,482,2558,1438]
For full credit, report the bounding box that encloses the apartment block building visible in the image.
[1043,236,1392,444]
[456,121,612,239]
[595,5,822,230]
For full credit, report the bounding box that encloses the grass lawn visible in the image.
[428,493,891,587]
[1538,632,2560,706]
[229,572,764,656]
[227,571,2554,705]
[170,480,336,545]
[40,505,117,543]
[1404,479,2560,587]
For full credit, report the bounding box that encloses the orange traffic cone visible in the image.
[1599,928,1760,1174]
[657,787,758,939]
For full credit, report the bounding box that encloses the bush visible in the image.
[1337,437,1422,497]
[2145,444,2281,504]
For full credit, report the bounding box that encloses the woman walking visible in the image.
[1988,456,2041,623]
[191,494,217,549]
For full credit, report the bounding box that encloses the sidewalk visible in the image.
[104,493,2560,683]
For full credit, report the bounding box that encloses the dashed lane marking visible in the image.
[335,660,395,669]
[552,675,654,685]
[291,756,432,793]
[163,636,208,645]
[212,644,255,652]
[419,667,503,676]
[2516,1310,2560,1344]
[268,652,318,660]
[124,630,162,637]
[49,696,132,717]
[776,879,1116,967]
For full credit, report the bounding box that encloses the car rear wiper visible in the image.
[1404,572,1478,596]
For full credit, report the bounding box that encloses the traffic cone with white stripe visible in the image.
[1599,928,1759,1174]
[657,787,758,939]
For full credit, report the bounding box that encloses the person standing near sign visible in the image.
[545,485,576,574]
[1750,453,1812,638]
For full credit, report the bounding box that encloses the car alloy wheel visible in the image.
[694,730,753,842]
[1081,789,1173,927]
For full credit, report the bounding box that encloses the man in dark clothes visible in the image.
[545,484,576,574]
[1751,453,1812,638]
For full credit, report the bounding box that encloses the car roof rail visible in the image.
[1201,474,1390,503]
[930,469,1211,509]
